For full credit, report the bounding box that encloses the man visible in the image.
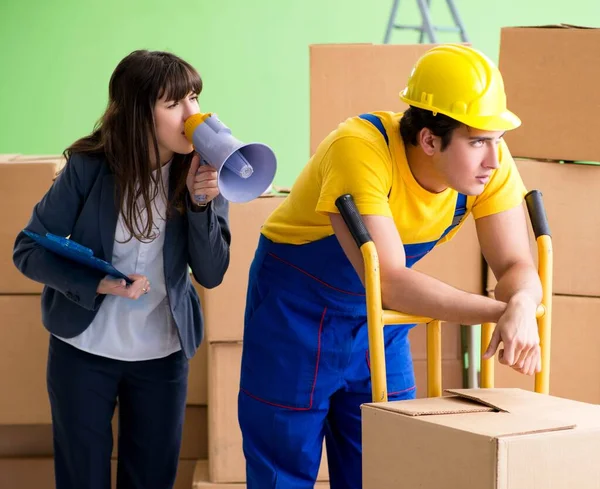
[238,44,541,489]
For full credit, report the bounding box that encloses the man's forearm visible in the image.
[382,268,507,326]
[493,262,542,305]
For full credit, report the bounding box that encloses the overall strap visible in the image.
[403,193,468,267]
[358,113,389,146]
[358,113,391,198]
[440,192,468,240]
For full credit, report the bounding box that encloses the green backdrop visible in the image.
[1,0,598,186]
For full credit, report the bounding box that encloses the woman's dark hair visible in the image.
[400,106,462,151]
[63,50,202,242]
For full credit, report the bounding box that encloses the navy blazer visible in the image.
[13,153,231,359]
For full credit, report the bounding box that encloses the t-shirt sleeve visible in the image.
[471,140,528,219]
[315,136,393,217]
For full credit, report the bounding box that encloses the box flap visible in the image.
[366,390,577,438]
[425,411,575,438]
[370,389,554,416]
[506,24,598,30]
[445,388,535,412]
[446,388,600,430]
[445,388,598,417]
[450,388,600,430]
[368,395,495,416]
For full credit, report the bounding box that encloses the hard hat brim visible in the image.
[399,94,522,132]
[450,109,522,132]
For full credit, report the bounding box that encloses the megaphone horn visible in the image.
[184,113,277,204]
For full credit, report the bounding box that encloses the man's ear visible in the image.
[418,127,438,156]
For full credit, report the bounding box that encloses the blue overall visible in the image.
[238,114,467,489]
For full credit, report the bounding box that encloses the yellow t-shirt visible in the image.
[262,111,526,246]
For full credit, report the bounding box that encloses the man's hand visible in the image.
[482,293,540,376]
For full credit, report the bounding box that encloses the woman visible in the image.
[13,50,231,489]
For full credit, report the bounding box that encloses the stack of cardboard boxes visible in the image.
[0,154,208,489]
[487,25,600,405]
[0,154,65,488]
[360,26,600,489]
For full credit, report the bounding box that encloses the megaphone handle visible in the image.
[194,158,209,203]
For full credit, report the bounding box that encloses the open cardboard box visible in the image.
[362,388,600,488]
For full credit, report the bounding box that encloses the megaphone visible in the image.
[184,113,277,203]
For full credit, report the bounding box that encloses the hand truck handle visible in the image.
[335,194,372,248]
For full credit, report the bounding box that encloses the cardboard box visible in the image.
[486,158,600,297]
[413,359,464,397]
[0,156,65,293]
[409,322,461,362]
[195,196,284,342]
[412,216,483,295]
[0,425,54,457]
[192,460,330,488]
[0,295,51,424]
[187,337,208,405]
[362,388,600,489]
[499,25,600,162]
[309,43,438,155]
[0,458,197,489]
[410,322,464,398]
[0,458,56,489]
[493,295,600,405]
[208,342,329,483]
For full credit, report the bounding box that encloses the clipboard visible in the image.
[23,230,134,285]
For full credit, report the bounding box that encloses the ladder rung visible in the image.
[393,24,462,33]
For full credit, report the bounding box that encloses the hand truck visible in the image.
[335,190,552,402]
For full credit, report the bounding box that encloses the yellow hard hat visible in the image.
[399,44,521,131]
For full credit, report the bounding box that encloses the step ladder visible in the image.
[384,0,470,44]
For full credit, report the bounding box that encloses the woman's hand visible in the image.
[96,274,150,299]
[186,153,220,206]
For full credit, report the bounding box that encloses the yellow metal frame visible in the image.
[361,227,553,403]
